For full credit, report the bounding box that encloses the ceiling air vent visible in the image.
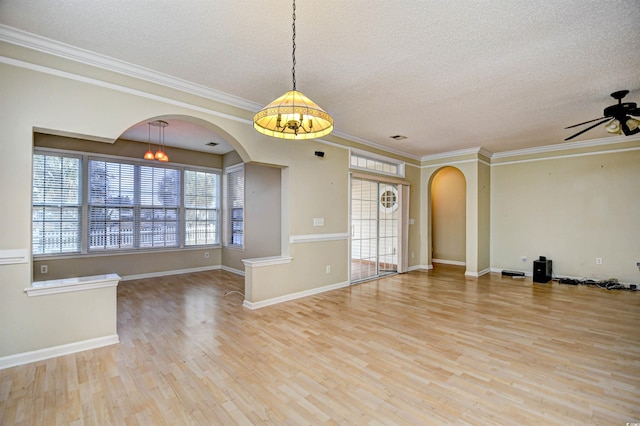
[389,135,407,140]
[206,142,219,147]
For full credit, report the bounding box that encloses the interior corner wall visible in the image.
[405,164,422,269]
[490,149,640,283]
[242,141,351,304]
[243,163,282,261]
[477,161,491,273]
[219,159,282,273]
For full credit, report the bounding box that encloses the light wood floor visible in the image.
[1,265,639,425]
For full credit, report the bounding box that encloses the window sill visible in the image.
[33,246,221,261]
[26,273,121,297]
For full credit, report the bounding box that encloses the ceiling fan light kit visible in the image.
[253,0,334,140]
[565,90,640,141]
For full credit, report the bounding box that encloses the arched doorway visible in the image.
[430,166,466,267]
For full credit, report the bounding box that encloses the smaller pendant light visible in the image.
[143,122,155,160]
[253,0,333,140]
[143,120,170,162]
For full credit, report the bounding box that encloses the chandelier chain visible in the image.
[291,0,296,91]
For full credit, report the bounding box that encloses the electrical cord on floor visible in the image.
[224,290,245,297]
[558,276,637,291]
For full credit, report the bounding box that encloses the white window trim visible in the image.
[223,163,244,249]
[32,147,221,258]
[184,168,221,247]
[349,148,405,178]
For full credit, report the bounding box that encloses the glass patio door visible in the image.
[350,178,399,282]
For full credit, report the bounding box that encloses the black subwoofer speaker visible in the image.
[533,257,552,283]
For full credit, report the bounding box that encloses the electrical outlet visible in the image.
[204,252,209,259]
[596,257,603,265]
[636,261,640,267]
[326,265,331,274]
[40,265,48,274]
[521,256,527,262]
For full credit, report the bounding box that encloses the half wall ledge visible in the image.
[242,256,293,268]
[25,273,121,297]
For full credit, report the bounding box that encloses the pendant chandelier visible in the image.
[253,0,333,140]
[143,120,169,162]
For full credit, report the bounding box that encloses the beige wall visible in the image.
[35,132,223,169]
[245,163,281,258]
[477,161,491,272]
[244,142,352,303]
[221,161,283,272]
[422,158,490,275]
[404,164,422,269]
[431,166,466,263]
[0,42,367,358]
[3,38,637,363]
[491,149,640,282]
[32,133,223,281]
[33,249,221,281]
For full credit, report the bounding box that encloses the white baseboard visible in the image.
[408,264,432,271]
[121,265,221,281]
[243,281,350,310]
[465,268,491,277]
[432,258,466,266]
[0,334,119,370]
[221,265,245,276]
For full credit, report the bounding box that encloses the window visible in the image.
[32,153,82,255]
[32,149,220,256]
[225,165,244,247]
[88,159,180,251]
[184,170,219,246]
[350,149,405,177]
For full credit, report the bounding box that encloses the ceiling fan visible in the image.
[565,90,640,141]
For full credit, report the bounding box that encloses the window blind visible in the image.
[226,166,244,246]
[88,159,180,251]
[32,153,82,255]
[184,170,219,246]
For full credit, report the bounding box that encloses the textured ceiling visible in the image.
[1,0,639,158]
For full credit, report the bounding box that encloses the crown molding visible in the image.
[0,24,261,112]
[478,147,493,159]
[492,134,639,159]
[0,24,425,162]
[421,146,486,162]
[5,24,635,165]
[330,129,421,161]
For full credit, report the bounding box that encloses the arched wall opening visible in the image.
[30,112,278,282]
[429,166,466,267]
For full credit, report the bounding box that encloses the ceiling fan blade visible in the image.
[564,117,607,129]
[564,118,610,141]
